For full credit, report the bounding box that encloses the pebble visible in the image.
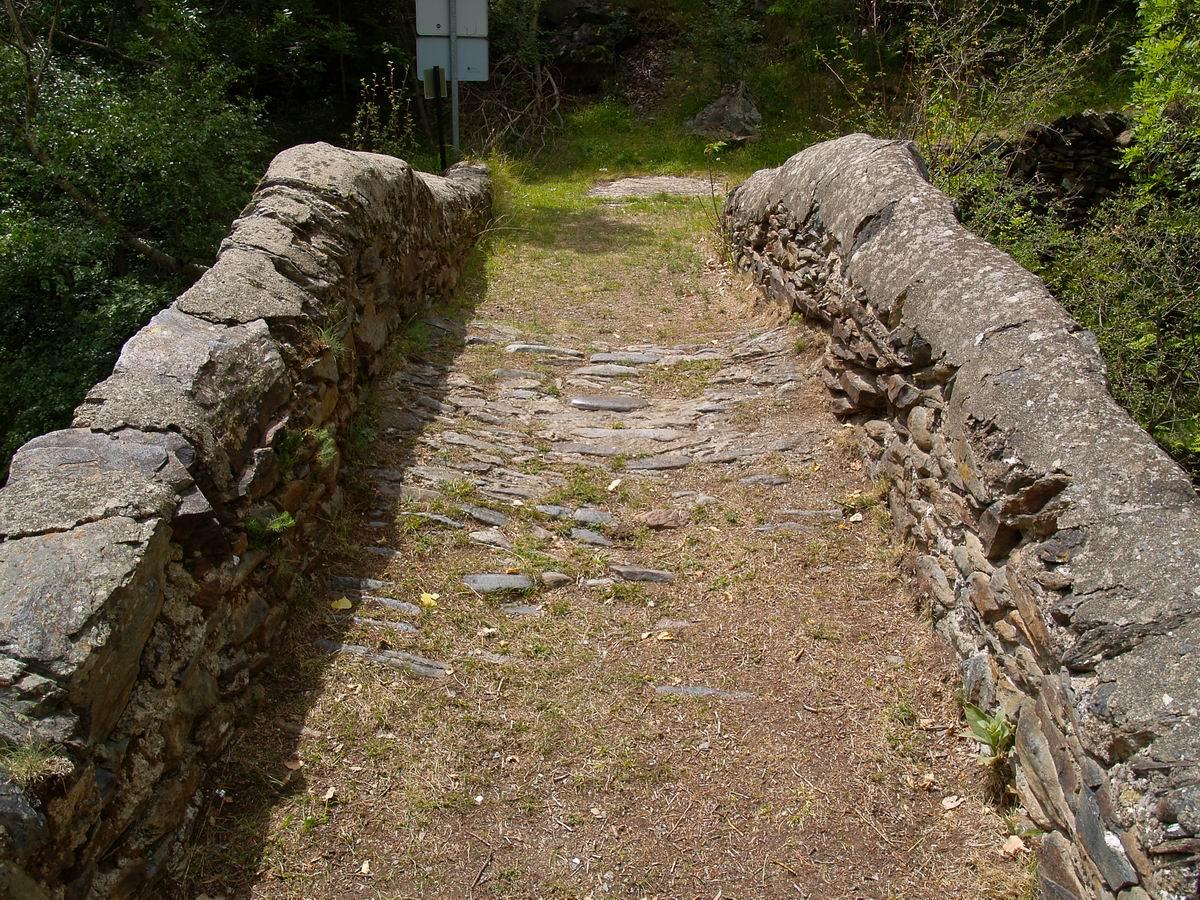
[569,394,649,412]
[610,565,675,583]
[464,573,535,593]
[572,528,612,547]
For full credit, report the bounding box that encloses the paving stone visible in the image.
[358,595,421,616]
[585,577,615,587]
[541,571,573,588]
[739,474,789,486]
[493,368,541,380]
[569,394,649,412]
[363,546,402,559]
[573,364,640,378]
[315,640,449,678]
[625,454,692,471]
[505,342,584,358]
[400,512,466,529]
[464,573,535,593]
[637,508,689,529]
[351,616,418,635]
[574,427,686,442]
[590,351,661,365]
[470,529,513,550]
[654,684,755,701]
[331,576,393,593]
[573,507,615,525]
[440,431,493,451]
[501,603,543,617]
[461,504,509,527]
[552,442,625,457]
[572,528,612,547]
[610,565,675,583]
[536,504,573,519]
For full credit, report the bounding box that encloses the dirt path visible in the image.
[182,182,1030,898]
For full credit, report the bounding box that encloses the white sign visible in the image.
[416,0,488,36]
[416,36,489,82]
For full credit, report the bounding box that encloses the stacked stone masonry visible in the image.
[726,134,1199,900]
[0,144,490,897]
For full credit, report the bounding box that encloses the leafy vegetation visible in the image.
[1,0,1196,479]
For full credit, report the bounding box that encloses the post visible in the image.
[433,66,448,171]
[449,0,460,149]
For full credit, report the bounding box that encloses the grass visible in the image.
[0,741,72,788]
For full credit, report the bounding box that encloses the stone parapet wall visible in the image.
[0,144,490,897]
[726,135,1199,900]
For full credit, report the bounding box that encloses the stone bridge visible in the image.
[0,137,1196,899]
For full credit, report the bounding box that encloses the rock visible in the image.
[573,507,614,525]
[351,616,418,635]
[541,572,573,588]
[401,512,466,529]
[315,640,448,678]
[552,442,624,457]
[469,529,513,550]
[460,504,509,527]
[572,528,612,547]
[463,573,534,593]
[590,351,661,365]
[505,343,583,358]
[625,454,692,470]
[587,176,718,200]
[610,564,674,583]
[636,508,689,529]
[573,427,684,442]
[536,504,573,519]
[739,474,788,486]
[687,82,762,142]
[330,576,393,593]
[572,364,640,377]
[569,394,649,412]
[501,603,543,617]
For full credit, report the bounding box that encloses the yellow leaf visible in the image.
[654,631,675,642]
[419,592,440,608]
[505,567,520,575]
[330,597,352,611]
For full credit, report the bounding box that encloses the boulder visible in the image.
[688,82,762,142]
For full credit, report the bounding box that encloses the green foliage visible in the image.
[1125,0,1200,194]
[962,703,1015,765]
[0,740,72,788]
[245,511,297,550]
[350,64,417,158]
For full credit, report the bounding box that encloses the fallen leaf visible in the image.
[284,759,305,771]
[654,631,675,642]
[419,592,440,609]
[322,786,336,802]
[330,597,352,611]
[942,795,964,810]
[1001,835,1028,858]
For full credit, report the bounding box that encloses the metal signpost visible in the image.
[416,0,488,152]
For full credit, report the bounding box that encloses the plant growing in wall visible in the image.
[244,511,297,550]
[962,702,1016,801]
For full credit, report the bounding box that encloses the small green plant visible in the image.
[245,511,297,549]
[315,322,347,360]
[963,702,1016,800]
[305,427,338,467]
[0,741,72,788]
[274,429,304,481]
[550,466,608,506]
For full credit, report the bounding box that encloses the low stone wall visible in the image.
[0,144,490,897]
[726,135,1199,899]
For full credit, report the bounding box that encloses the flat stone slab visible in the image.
[625,454,692,471]
[572,528,612,547]
[464,573,534,593]
[505,343,584,358]
[569,394,649,412]
[573,364,640,378]
[611,565,675,583]
[541,571,573,588]
[331,576,393,593]
[654,684,755,701]
[574,427,685,442]
[536,504,573,519]
[469,529,513,550]
[501,603,544,617]
[739,474,789,486]
[552,442,625,457]
[400,512,466,529]
[315,640,448,678]
[573,507,614,525]
[460,504,509,527]
[587,176,720,199]
[590,351,661,365]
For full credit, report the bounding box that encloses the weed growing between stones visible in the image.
[0,741,72,789]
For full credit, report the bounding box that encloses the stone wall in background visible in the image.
[0,144,490,898]
[726,134,1199,900]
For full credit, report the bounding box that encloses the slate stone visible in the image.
[0,777,47,862]
[315,640,448,678]
[401,512,466,529]
[541,572,573,588]
[571,528,612,547]
[573,364,640,378]
[552,443,624,457]
[610,565,675,583]
[505,343,584,358]
[463,574,534,593]
[569,395,649,412]
[460,504,509,527]
[330,576,393,593]
[501,603,543,617]
[535,505,573,519]
[469,529,513,550]
[625,454,692,470]
[590,351,661,364]
[1074,787,1139,890]
[573,507,614,525]
[574,427,685,442]
[739,474,788,486]
[351,616,418,635]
